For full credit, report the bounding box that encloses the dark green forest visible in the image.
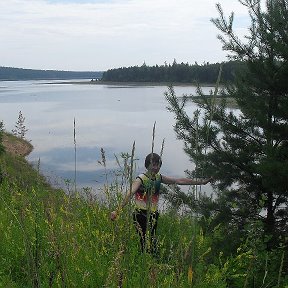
[0,66,103,81]
[101,60,245,84]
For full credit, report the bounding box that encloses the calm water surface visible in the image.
[0,80,214,194]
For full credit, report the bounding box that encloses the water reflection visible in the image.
[0,80,214,192]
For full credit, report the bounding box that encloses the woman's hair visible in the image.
[144,153,162,169]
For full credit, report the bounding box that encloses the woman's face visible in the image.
[148,161,161,175]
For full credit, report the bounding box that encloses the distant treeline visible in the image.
[0,66,103,81]
[1,61,246,83]
[102,60,246,84]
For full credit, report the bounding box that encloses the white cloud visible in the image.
[0,0,251,71]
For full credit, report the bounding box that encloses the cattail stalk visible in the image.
[73,117,77,194]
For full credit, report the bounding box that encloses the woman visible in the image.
[110,152,212,253]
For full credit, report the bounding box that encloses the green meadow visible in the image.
[0,133,286,288]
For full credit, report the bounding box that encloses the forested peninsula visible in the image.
[101,60,245,84]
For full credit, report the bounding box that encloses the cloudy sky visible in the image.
[0,0,251,71]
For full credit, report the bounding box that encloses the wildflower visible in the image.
[188,265,193,285]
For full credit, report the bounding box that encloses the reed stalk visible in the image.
[277,250,285,287]
[73,117,77,194]
[126,141,136,286]
[160,138,165,159]
[151,121,156,155]
[203,64,222,178]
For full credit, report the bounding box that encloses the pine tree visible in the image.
[12,111,28,139]
[166,0,288,244]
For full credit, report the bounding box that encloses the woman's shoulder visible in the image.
[137,173,162,181]
[136,173,146,180]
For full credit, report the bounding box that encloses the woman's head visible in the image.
[145,153,162,171]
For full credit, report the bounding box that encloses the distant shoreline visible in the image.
[0,78,218,87]
[45,80,216,87]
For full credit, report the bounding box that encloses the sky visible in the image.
[0,0,251,71]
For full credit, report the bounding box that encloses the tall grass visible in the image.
[0,134,287,287]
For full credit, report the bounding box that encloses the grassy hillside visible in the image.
[0,134,286,287]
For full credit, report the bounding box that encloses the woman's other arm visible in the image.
[110,178,142,220]
[162,175,213,185]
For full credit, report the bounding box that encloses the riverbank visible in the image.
[0,132,56,191]
[3,132,33,157]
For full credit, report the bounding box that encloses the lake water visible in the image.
[0,80,214,194]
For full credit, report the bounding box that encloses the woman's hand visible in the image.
[110,210,118,221]
[203,177,213,184]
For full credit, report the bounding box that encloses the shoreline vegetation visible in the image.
[1,132,54,190]
[1,126,287,288]
[0,132,285,287]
